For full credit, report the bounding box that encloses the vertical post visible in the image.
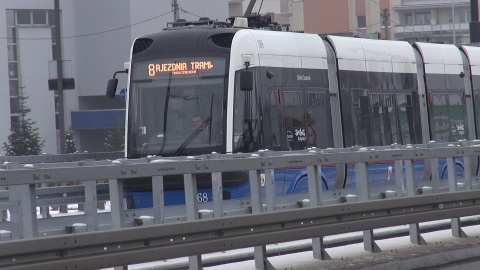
[109,178,127,270]
[9,184,38,239]
[471,0,480,43]
[463,156,473,190]
[452,0,456,44]
[0,185,7,221]
[152,176,165,224]
[84,180,98,232]
[394,160,404,195]
[250,169,274,270]
[212,172,223,218]
[54,0,65,154]
[405,160,427,245]
[447,158,466,238]
[109,178,125,229]
[264,169,275,212]
[356,162,381,253]
[184,173,201,270]
[430,158,440,193]
[307,165,330,260]
[40,183,50,218]
[382,8,390,40]
[172,0,179,21]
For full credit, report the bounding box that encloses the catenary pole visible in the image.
[54,0,66,154]
[471,0,480,43]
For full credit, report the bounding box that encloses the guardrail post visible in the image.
[0,186,7,222]
[184,173,202,269]
[264,169,275,213]
[39,183,50,218]
[394,160,404,196]
[405,159,427,245]
[356,162,381,253]
[463,155,473,191]
[84,180,98,232]
[9,184,38,239]
[109,178,125,230]
[152,175,165,224]
[307,165,330,260]
[447,157,467,238]
[250,169,274,270]
[212,172,223,218]
[108,178,128,270]
[430,158,440,193]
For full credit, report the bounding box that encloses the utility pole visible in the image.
[172,0,179,22]
[54,0,65,154]
[452,0,456,44]
[471,0,480,43]
[382,8,390,40]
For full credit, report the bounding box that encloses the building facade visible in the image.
[229,0,391,38]
[391,0,472,44]
[230,0,477,43]
[0,0,228,155]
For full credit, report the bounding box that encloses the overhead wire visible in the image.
[368,0,418,34]
[0,10,173,41]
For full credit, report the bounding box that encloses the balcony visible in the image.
[393,0,469,10]
[394,22,469,38]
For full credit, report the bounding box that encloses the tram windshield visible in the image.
[128,56,226,157]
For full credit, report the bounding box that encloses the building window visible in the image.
[10,116,19,128]
[9,80,19,97]
[404,13,413,25]
[459,10,470,23]
[357,16,366,28]
[16,10,31,25]
[10,97,20,114]
[7,45,17,61]
[32,10,47,25]
[415,12,431,25]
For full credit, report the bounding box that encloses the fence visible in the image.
[0,141,480,269]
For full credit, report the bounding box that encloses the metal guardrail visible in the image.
[1,190,479,270]
[0,141,480,269]
[0,151,123,165]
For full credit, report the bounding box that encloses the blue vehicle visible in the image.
[107,15,480,209]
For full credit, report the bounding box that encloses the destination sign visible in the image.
[148,61,214,76]
[133,57,225,80]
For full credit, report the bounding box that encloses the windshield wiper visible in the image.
[172,117,212,157]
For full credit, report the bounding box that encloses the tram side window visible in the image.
[269,90,282,150]
[428,92,468,142]
[346,89,371,147]
[383,94,397,145]
[306,91,333,149]
[474,90,480,138]
[369,93,384,146]
[393,94,422,144]
[283,91,306,150]
[473,76,480,138]
[448,93,467,141]
[429,93,449,142]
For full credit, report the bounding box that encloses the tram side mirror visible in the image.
[106,78,118,99]
[240,70,253,91]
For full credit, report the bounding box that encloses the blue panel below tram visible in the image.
[71,110,125,129]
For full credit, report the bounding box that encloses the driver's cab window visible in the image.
[233,69,262,153]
